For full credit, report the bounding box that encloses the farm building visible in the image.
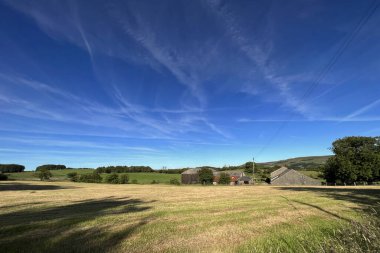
[181,168,218,184]
[181,169,253,185]
[237,176,253,185]
[270,167,320,185]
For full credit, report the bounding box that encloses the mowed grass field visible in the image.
[0,181,379,253]
[6,170,181,184]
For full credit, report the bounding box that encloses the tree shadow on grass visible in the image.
[0,197,155,253]
[276,187,380,218]
[0,182,76,191]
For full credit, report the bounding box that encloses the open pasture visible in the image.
[0,181,379,252]
[6,170,181,184]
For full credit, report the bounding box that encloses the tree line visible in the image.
[36,164,67,171]
[96,166,154,173]
[0,164,25,173]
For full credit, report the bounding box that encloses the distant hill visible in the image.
[258,155,332,170]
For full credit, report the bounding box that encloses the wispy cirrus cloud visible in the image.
[205,0,311,115]
[341,98,380,122]
[2,0,232,141]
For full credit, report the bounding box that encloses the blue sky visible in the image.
[0,0,379,170]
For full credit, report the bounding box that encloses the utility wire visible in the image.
[254,0,380,159]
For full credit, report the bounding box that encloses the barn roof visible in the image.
[181,168,200,175]
[270,167,289,179]
[270,167,320,185]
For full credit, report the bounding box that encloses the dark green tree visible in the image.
[36,168,52,181]
[119,174,129,184]
[324,136,380,183]
[219,172,231,184]
[0,164,25,173]
[198,168,214,184]
[105,173,119,184]
[79,172,102,183]
[244,162,253,174]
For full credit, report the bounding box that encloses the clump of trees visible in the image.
[36,164,67,171]
[96,166,153,173]
[219,173,231,184]
[324,136,380,184]
[36,168,52,181]
[0,164,25,173]
[67,172,129,184]
[105,173,120,184]
[119,174,129,184]
[78,172,102,183]
[198,168,214,184]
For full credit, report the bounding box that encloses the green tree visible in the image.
[0,164,25,173]
[244,162,253,174]
[324,136,380,183]
[105,173,119,184]
[198,168,214,184]
[219,172,231,184]
[79,172,102,183]
[36,168,52,181]
[119,174,129,184]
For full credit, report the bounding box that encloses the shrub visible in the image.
[169,178,180,185]
[67,172,79,182]
[79,172,101,183]
[219,173,231,184]
[36,168,52,181]
[105,173,119,184]
[151,180,159,184]
[0,173,8,181]
[119,174,129,184]
[131,179,138,184]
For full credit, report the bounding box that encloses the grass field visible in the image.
[1,181,379,252]
[6,170,181,184]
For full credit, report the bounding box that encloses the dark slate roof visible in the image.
[270,167,289,179]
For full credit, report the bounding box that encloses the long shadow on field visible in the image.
[0,197,155,253]
[0,182,75,191]
[277,187,380,217]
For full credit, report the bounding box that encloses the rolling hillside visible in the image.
[258,155,332,170]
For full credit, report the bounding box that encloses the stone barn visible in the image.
[270,167,320,185]
[237,176,253,185]
[181,168,200,184]
[181,168,218,184]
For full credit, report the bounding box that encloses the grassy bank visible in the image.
[0,181,379,252]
